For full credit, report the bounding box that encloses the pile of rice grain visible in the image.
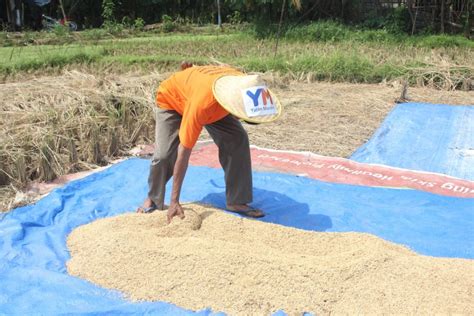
[67,204,473,315]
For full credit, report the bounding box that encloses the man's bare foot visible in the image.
[136,198,157,213]
[226,204,265,218]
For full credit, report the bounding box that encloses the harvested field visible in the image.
[1,71,473,211]
[67,203,473,315]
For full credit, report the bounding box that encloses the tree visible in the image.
[217,0,222,27]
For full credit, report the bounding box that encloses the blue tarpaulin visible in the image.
[351,102,474,180]
[1,159,473,314]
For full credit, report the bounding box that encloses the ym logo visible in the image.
[246,88,273,107]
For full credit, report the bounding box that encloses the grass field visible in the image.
[1,24,473,89]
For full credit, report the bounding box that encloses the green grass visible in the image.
[0,24,228,47]
[277,21,474,48]
[0,27,472,87]
[0,45,104,73]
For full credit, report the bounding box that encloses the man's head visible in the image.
[213,74,281,124]
[180,61,193,71]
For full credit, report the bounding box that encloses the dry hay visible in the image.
[0,71,161,188]
[405,54,473,91]
[67,203,473,315]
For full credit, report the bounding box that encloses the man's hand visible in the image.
[168,144,192,224]
[167,202,185,224]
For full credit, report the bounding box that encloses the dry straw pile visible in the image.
[0,71,162,188]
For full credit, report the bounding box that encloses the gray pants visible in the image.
[148,108,253,210]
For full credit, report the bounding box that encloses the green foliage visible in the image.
[384,7,411,34]
[120,16,146,31]
[226,11,242,25]
[253,18,280,39]
[351,29,397,43]
[102,0,116,24]
[133,18,146,31]
[3,0,467,37]
[285,21,350,42]
[276,21,473,47]
[172,16,193,32]
[102,0,125,34]
[162,15,176,33]
[53,25,69,38]
[162,15,173,24]
[105,22,124,35]
[174,15,190,26]
[413,34,474,48]
[360,13,387,29]
[121,16,133,28]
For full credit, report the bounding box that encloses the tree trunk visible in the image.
[465,1,472,38]
[216,0,222,28]
[15,0,22,30]
[406,0,415,35]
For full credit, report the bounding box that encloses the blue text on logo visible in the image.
[246,88,273,107]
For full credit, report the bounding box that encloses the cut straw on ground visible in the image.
[1,71,473,211]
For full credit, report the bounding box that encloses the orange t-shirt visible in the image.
[156,65,243,149]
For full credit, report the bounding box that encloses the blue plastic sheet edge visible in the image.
[1,158,472,315]
[351,102,474,180]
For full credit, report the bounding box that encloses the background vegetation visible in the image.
[1,21,472,90]
[2,0,473,36]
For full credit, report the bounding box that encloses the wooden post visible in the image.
[411,7,418,35]
[6,0,12,26]
[407,0,415,35]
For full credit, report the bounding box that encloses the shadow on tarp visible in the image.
[0,158,472,314]
[351,102,474,180]
[201,190,332,232]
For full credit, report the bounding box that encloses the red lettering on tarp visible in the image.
[190,142,474,198]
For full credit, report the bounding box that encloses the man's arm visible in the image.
[167,144,193,223]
